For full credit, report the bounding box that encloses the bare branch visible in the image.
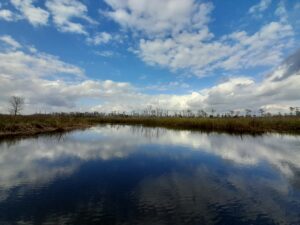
[8,96,25,116]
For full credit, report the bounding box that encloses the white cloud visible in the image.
[92,50,300,114]
[94,50,115,57]
[275,1,288,23]
[138,22,294,77]
[249,0,272,17]
[10,0,49,26]
[0,35,299,115]
[45,0,96,35]
[103,0,294,77]
[0,9,16,21]
[0,51,84,79]
[0,36,136,113]
[145,81,190,92]
[104,0,213,37]
[3,0,96,35]
[221,22,294,69]
[0,35,21,49]
[86,32,112,45]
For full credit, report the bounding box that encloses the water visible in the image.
[0,125,299,225]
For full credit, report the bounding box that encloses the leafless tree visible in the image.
[144,105,153,116]
[259,108,265,117]
[245,109,252,117]
[9,96,25,116]
[290,107,295,116]
[211,108,216,117]
[200,110,207,117]
[296,107,300,116]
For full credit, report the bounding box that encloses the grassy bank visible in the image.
[1,114,300,138]
[0,115,93,138]
[93,116,300,134]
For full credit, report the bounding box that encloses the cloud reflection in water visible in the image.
[0,125,299,224]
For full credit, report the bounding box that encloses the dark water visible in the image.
[0,125,300,225]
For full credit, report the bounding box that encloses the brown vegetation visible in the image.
[1,114,300,138]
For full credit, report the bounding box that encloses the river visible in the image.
[0,125,299,225]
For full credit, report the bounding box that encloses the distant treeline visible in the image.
[26,106,300,118]
[4,96,300,117]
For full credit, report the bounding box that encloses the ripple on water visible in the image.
[0,126,299,224]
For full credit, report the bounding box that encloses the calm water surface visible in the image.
[0,125,300,225]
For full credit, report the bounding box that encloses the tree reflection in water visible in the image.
[0,125,299,225]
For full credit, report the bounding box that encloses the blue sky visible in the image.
[0,0,299,114]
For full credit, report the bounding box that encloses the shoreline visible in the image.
[0,124,92,139]
[1,115,300,138]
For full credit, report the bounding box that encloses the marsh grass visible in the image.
[0,115,92,137]
[1,114,300,137]
[91,116,300,133]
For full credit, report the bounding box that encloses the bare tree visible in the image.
[144,105,153,116]
[245,109,252,117]
[259,108,265,117]
[9,96,25,116]
[200,110,207,118]
[186,109,193,117]
[296,107,300,116]
[290,107,295,116]
[211,108,216,117]
[229,110,235,117]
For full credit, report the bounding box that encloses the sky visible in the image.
[0,0,299,115]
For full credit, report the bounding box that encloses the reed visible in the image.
[0,114,300,137]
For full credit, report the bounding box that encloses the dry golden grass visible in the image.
[1,114,300,137]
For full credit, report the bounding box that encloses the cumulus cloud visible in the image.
[103,0,294,77]
[0,9,16,21]
[249,0,272,17]
[10,0,49,26]
[0,35,137,113]
[2,0,295,80]
[0,35,299,115]
[138,22,294,76]
[94,50,115,57]
[92,50,300,114]
[3,0,96,35]
[0,35,21,49]
[104,0,213,37]
[45,0,96,35]
[0,50,84,80]
[86,32,112,45]
[275,1,288,23]
[145,81,190,92]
